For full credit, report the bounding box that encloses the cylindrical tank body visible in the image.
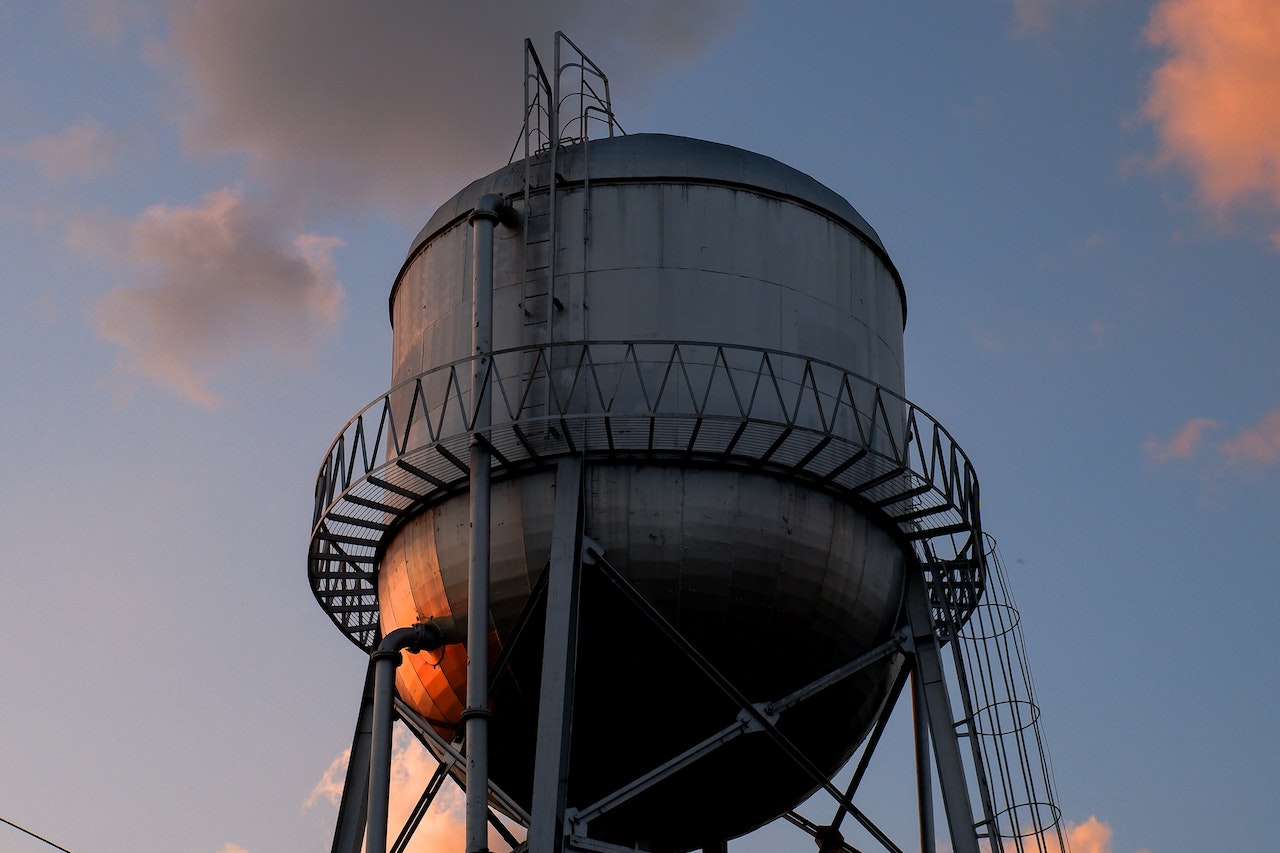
[379,134,909,850]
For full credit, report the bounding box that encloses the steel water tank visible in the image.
[378,134,910,850]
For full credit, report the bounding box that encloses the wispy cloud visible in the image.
[1146,408,1280,469]
[1008,0,1095,36]
[8,119,117,182]
[1219,408,1280,465]
[972,329,1006,353]
[1143,417,1219,462]
[1143,0,1280,224]
[77,188,343,406]
[159,0,745,215]
[1010,0,1063,34]
[64,0,148,45]
[307,731,510,852]
[304,746,350,812]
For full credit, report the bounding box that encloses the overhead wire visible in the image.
[0,815,76,853]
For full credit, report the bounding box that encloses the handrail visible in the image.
[308,341,986,650]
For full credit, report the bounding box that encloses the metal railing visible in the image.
[308,340,985,650]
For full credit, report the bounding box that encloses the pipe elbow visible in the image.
[377,620,447,655]
[471,193,520,228]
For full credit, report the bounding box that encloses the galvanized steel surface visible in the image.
[389,134,906,397]
[310,133,993,849]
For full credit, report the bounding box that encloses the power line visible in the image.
[0,815,76,853]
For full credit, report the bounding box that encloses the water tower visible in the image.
[309,34,1068,853]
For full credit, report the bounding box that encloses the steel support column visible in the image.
[330,665,377,853]
[902,566,979,853]
[528,456,586,853]
[912,668,937,853]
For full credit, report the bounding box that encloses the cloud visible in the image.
[64,0,148,45]
[160,0,745,215]
[1063,815,1153,853]
[305,746,350,811]
[82,187,344,405]
[1065,816,1113,853]
[1145,409,1280,468]
[307,730,511,852]
[1220,408,1280,465]
[215,845,251,853]
[11,119,117,182]
[65,2,739,406]
[1143,417,1219,462]
[1089,317,1109,343]
[382,733,471,852]
[972,329,1006,353]
[981,816,1150,853]
[1010,0,1062,34]
[1143,0,1280,215]
[1008,0,1096,36]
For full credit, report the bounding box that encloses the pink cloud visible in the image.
[1144,409,1280,470]
[14,119,117,182]
[1064,815,1153,853]
[1143,417,1219,462]
[304,746,350,812]
[83,188,344,405]
[1010,0,1063,34]
[62,0,146,45]
[1008,0,1097,36]
[1219,408,1280,465]
[980,816,1150,853]
[1143,0,1280,214]
[1066,816,1115,853]
[307,731,512,852]
[973,329,1006,353]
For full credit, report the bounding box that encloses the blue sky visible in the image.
[3,2,1279,852]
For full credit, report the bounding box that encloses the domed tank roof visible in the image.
[391,133,906,324]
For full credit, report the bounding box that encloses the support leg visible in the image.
[330,665,376,853]
[528,456,585,853]
[912,668,937,853]
[902,566,979,853]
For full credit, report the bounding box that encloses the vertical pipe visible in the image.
[367,647,403,853]
[466,437,491,853]
[548,33,559,349]
[367,624,444,853]
[467,203,497,853]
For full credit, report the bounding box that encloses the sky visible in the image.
[2,1,1279,852]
